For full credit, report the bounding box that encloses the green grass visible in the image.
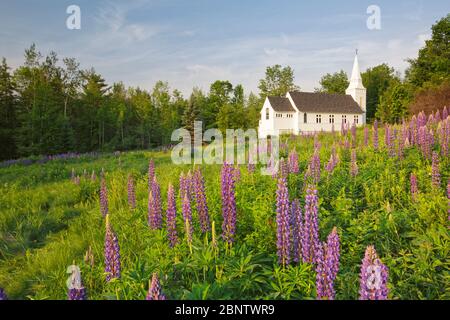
[0,127,448,300]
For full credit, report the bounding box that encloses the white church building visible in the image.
[258,53,366,137]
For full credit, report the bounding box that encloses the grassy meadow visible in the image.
[0,124,448,300]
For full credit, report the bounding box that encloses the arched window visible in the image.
[266,108,269,120]
[304,113,307,123]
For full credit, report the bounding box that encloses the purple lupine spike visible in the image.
[301,185,320,264]
[68,287,87,300]
[326,227,340,281]
[438,118,449,157]
[182,193,193,242]
[305,151,321,184]
[290,199,303,263]
[146,273,166,300]
[316,228,340,300]
[350,149,358,177]
[431,151,441,188]
[127,174,136,210]
[221,163,237,245]
[166,184,178,248]
[442,106,448,120]
[148,159,155,190]
[276,178,291,266]
[193,169,210,233]
[410,173,418,201]
[0,288,7,300]
[363,126,369,146]
[180,171,193,202]
[359,245,389,300]
[148,178,163,229]
[447,179,449,222]
[373,120,378,150]
[104,215,121,282]
[435,110,441,122]
[279,158,289,179]
[325,147,339,174]
[351,123,357,147]
[288,149,299,174]
[234,165,241,182]
[99,177,109,217]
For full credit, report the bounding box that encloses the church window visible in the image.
[266,108,269,120]
[316,115,322,124]
[304,113,307,123]
[342,115,347,124]
[329,114,335,123]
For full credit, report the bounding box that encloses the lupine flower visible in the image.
[127,174,136,210]
[359,245,389,300]
[182,194,193,242]
[443,106,448,120]
[278,158,289,179]
[316,228,340,300]
[363,126,369,146]
[301,185,320,264]
[276,178,290,266]
[67,267,87,300]
[325,147,339,174]
[432,151,441,188]
[166,184,178,248]
[351,123,357,147]
[290,199,302,263]
[180,172,193,202]
[148,159,155,190]
[193,169,210,233]
[105,215,121,281]
[410,173,418,201]
[221,163,237,245]
[146,273,166,300]
[100,178,109,217]
[148,178,163,229]
[234,165,241,182]
[350,149,358,177]
[288,149,299,174]
[305,151,321,184]
[373,120,378,150]
[447,179,449,222]
[438,119,449,157]
[248,148,256,173]
[0,288,7,300]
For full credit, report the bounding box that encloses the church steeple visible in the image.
[346,51,367,123]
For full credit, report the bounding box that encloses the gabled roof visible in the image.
[267,96,296,112]
[288,91,364,114]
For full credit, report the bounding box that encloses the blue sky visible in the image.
[0,0,448,95]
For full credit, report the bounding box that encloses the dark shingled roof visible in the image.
[267,96,295,112]
[288,91,364,114]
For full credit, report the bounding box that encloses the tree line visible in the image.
[0,15,448,161]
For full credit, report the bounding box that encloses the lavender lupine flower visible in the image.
[316,227,340,300]
[431,151,441,188]
[363,126,369,146]
[99,178,109,217]
[221,163,237,245]
[146,273,166,300]
[182,193,193,241]
[443,106,448,120]
[148,159,155,190]
[359,245,389,300]
[435,110,441,122]
[0,288,7,300]
[166,184,178,248]
[410,173,418,201]
[351,123,357,147]
[180,172,193,202]
[290,199,302,263]
[301,185,320,264]
[279,158,289,179]
[127,174,136,210]
[288,149,299,174]
[373,120,378,150]
[148,178,163,229]
[193,169,210,233]
[234,165,241,182]
[276,178,291,266]
[325,147,338,174]
[350,149,358,177]
[305,151,321,184]
[104,215,121,282]
[438,119,449,157]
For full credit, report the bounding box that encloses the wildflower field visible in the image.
[0,112,449,300]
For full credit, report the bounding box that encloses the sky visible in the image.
[0,0,448,96]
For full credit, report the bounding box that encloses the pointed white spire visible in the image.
[348,50,364,89]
